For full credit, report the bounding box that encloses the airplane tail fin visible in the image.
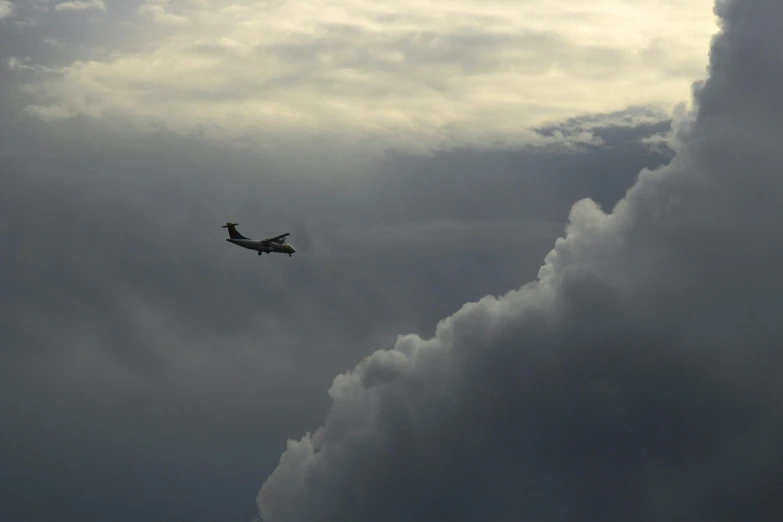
[222,222,248,240]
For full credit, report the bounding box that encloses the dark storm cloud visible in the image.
[0,80,669,522]
[256,1,783,521]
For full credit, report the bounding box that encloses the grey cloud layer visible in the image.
[256,1,783,521]
[0,5,695,522]
[0,84,669,522]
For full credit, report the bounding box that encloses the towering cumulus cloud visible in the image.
[257,0,783,520]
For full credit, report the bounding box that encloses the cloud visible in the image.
[7,57,58,74]
[16,0,716,151]
[0,95,672,521]
[0,1,13,19]
[54,0,105,12]
[256,0,783,520]
[135,0,189,26]
[24,103,75,120]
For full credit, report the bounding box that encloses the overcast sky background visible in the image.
[6,1,781,521]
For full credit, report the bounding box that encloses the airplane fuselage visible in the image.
[222,223,295,257]
[227,238,296,255]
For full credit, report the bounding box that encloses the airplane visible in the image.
[222,222,296,257]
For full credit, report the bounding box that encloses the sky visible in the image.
[5,0,782,521]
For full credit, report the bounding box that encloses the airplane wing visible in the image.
[261,232,290,244]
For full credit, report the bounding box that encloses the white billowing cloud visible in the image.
[256,0,783,520]
[54,0,105,12]
[18,0,716,151]
[0,1,14,18]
